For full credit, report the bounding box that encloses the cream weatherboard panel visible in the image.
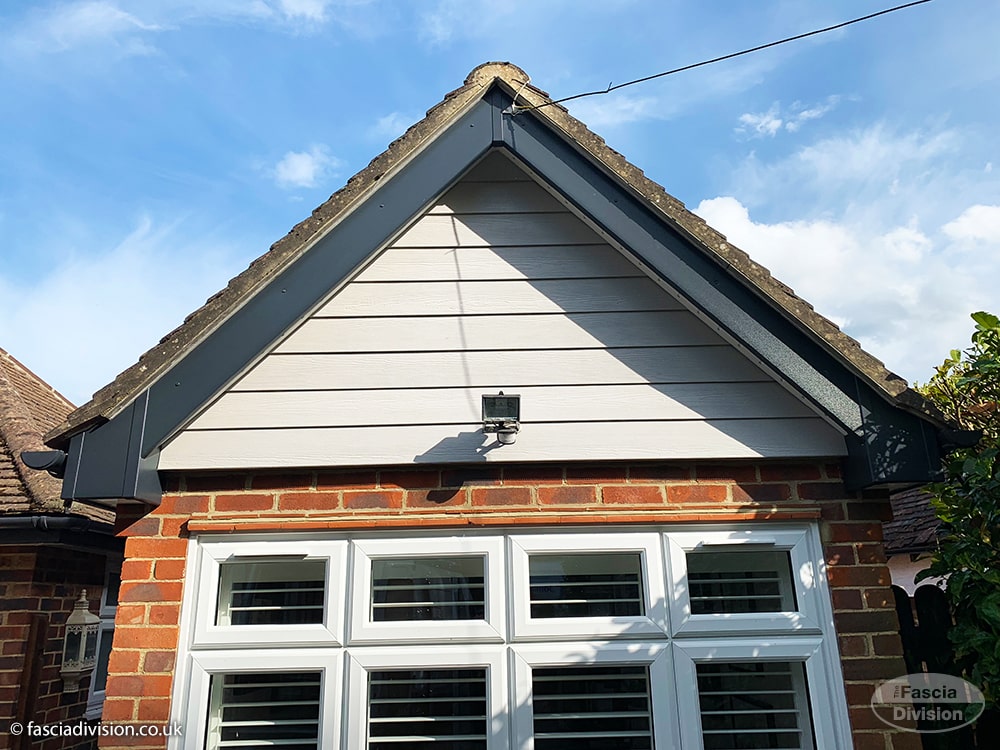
[229,348,768,391]
[353,246,640,282]
[315,278,677,317]
[186,383,818,430]
[159,152,845,470]
[274,312,723,354]
[159,419,844,470]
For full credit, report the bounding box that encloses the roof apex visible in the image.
[464,61,531,87]
[46,62,945,450]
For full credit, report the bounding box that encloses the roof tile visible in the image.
[0,347,110,521]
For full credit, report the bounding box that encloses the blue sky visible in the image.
[1,0,997,406]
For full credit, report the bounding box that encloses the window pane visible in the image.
[92,626,114,692]
[697,662,815,750]
[687,550,796,614]
[529,553,644,618]
[217,560,326,626]
[209,672,321,750]
[103,568,121,608]
[368,668,487,749]
[371,557,485,621]
[532,665,653,750]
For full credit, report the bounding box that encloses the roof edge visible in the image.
[0,349,73,510]
[46,65,532,445]
[498,75,942,425]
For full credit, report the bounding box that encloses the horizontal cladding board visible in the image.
[392,213,602,248]
[235,347,768,390]
[276,312,725,353]
[317,279,680,317]
[159,419,846,470]
[186,383,821,430]
[354,246,640,282]
[428,181,566,214]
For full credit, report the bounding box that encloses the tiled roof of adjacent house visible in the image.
[46,62,943,444]
[884,487,941,554]
[0,347,110,521]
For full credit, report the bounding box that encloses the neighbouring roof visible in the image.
[884,487,941,554]
[0,347,110,522]
[46,61,943,447]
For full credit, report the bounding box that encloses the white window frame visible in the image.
[511,642,678,750]
[349,536,506,644]
[170,525,852,750]
[509,532,667,640]
[86,556,121,720]
[673,637,851,750]
[345,646,508,749]
[193,539,348,648]
[665,527,825,636]
[184,649,342,750]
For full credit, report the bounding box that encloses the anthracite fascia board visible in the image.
[61,98,495,503]
[60,392,163,505]
[138,98,495,458]
[501,107,864,429]
[496,102,941,487]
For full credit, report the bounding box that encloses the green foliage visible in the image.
[917,311,1000,705]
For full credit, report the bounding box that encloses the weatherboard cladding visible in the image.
[159,152,844,470]
[47,63,945,500]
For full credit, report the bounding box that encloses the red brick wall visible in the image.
[104,461,918,750]
[0,546,109,750]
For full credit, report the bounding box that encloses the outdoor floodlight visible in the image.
[482,392,520,445]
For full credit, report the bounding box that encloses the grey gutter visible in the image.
[0,514,114,534]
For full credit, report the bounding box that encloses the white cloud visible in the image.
[0,215,251,405]
[707,120,1000,382]
[785,96,842,132]
[2,0,354,59]
[728,124,963,235]
[8,1,160,56]
[737,103,782,138]
[694,194,998,384]
[943,204,1000,243]
[278,0,331,21]
[272,145,342,189]
[736,96,842,138]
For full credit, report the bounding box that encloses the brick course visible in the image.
[0,546,112,750]
[101,460,909,749]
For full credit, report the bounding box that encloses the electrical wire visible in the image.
[512,0,933,113]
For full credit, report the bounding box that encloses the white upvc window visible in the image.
[192,539,348,648]
[673,638,852,750]
[665,528,825,636]
[511,642,677,750]
[184,650,342,750]
[172,525,850,750]
[345,646,508,749]
[509,533,667,640]
[349,536,506,644]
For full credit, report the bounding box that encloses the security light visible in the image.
[482,392,520,445]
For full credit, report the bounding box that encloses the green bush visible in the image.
[918,312,1000,706]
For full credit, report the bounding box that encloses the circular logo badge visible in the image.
[870,673,985,733]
